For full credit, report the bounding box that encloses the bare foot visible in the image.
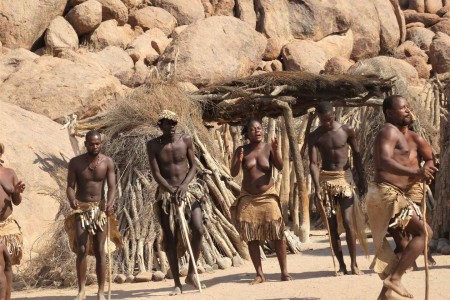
[412,261,419,271]
[74,289,86,300]
[351,266,364,275]
[249,275,266,285]
[185,274,206,290]
[336,266,348,276]
[428,254,437,267]
[383,275,413,298]
[281,273,293,281]
[169,286,182,296]
[97,292,106,300]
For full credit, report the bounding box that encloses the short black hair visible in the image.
[85,130,101,141]
[383,95,403,115]
[316,102,333,114]
[241,117,261,139]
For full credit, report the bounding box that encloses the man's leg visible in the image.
[248,240,265,284]
[339,196,363,275]
[383,216,433,298]
[75,219,89,300]
[185,202,206,289]
[92,222,108,300]
[328,214,347,275]
[273,238,291,281]
[160,206,182,295]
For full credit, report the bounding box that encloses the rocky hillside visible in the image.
[1,0,449,260]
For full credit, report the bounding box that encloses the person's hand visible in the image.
[105,202,114,216]
[69,199,79,210]
[315,188,322,202]
[239,148,244,162]
[13,181,25,194]
[415,165,438,181]
[175,184,188,206]
[271,138,279,152]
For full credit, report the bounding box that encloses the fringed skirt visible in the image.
[234,185,284,243]
[0,216,23,265]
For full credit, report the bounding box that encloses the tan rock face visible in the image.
[430,19,450,35]
[349,1,381,60]
[154,0,205,26]
[0,101,74,260]
[44,17,79,53]
[236,0,257,28]
[129,6,177,36]
[282,40,327,74]
[403,10,441,27]
[126,28,169,62]
[213,0,235,16]
[97,0,129,25]
[394,41,429,61]
[404,55,430,79]
[158,16,267,86]
[66,0,103,35]
[0,49,124,120]
[406,27,435,51]
[373,0,401,54]
[254,0,293,60]
[409,0,425,12]
[323,57,355,75]
[429,32,450,73]
[0,0,67,50]
[286,0,352,41]
[425,0,443,14]
[85,20,135,50]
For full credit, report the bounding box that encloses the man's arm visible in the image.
[414,133,435,168]
[308,134,321,199]
[66,158,78,209]
[146,141,175,194]
[176,135,197,201]
[105,157,116,215]
[346,126,366,194]
[11,170,24,206]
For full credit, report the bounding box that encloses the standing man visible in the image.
[366,95,436,299]
[308,102,367,276]
[65,130,119,300]
[147,110,206,296]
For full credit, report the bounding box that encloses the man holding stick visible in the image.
[147,110,206,296]
[65,130,121,300]
[308,102,368,276]
[366,95,436,299]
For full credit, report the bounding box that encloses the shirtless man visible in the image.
[308,102,366,276]
[146,110,205,296]
[366,95,436,299]
[66,131,116,300]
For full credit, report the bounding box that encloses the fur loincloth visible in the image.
[155,180,209,257]
[366,182,422,279]
[319,170,368,254]
[64,202,122,256]
[232,184,284,243]
[0,216,23,265]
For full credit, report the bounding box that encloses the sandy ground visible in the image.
[16,231,450,300]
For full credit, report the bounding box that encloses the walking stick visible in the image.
[422,182,429,300]
[176,204,202,293]
[316,195,338,276]
[107,217,112,300]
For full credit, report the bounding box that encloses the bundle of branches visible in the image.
[76,82,254,278]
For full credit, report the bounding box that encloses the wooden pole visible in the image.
[107,219,112,300]
[422,182,429,300]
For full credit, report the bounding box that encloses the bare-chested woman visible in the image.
[0,143,25,300]
[230,119,291,284]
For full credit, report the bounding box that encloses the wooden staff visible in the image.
[316,194,338,276]
[422,182,429,300]
[176,204,202,293]
[107,218,112,300]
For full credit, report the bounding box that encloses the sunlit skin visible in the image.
[308,110,365,276]
[146,119,204,296]
[373,97,437,300]
[66,133,116,300]
[230,120,291,284]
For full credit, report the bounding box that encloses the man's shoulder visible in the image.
[147,136,162,147]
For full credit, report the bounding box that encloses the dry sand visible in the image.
[16,231,450,300]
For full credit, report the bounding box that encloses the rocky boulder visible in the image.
[0,49,124,120]
[97,0,128,25]
[236,0,257,28]
[45,17,79,53]
[0,0,67,49]
[0,101,74,260]
[213,0,234,16]
[121,0,144,9]
[85,20,135,50]
[393,40,428,61]
[129,6,177,36]
[66,0,103,35]
[154,0,205,25]
[127,28,169,62]
[409,0,425,12]
[323,57,355,75]
[425,0,443,14]
[373,0,401,53]
[429,32,450,73]
[403,10,441,27]
[282,40,327,73]
[254,0,293,60]
[430,19,450,35]
[406,27,435,51]
[404,55,430,79]
[286,0,352,41]
[158,16,267,86]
